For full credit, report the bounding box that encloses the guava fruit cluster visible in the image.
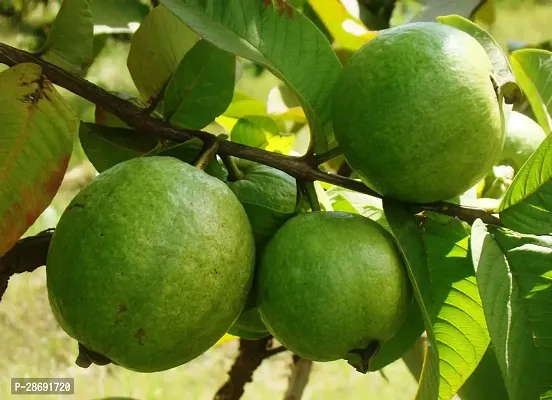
[46,20,532,375]
[332,22,507,204]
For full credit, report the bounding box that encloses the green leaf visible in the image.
[437,15,516,89]
[413,1,488,23]
[471,221,552,400]
[227,160,297,247]
[457,345,509,400]
[79,122,159,172]
[223,91,267,119]
[231,116,294,154]
[0,63,77,257]
[421,216,489,399]
[91,0,150,33]
[127,5,200,102]
[510,49,552,133]
[161,0,342,153]
[308,0,377,51]
[39,0,94,75]
[383,199,439,400]
[162,40,235,130]
[498,132,552,234]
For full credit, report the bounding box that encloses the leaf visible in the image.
[383,199,440,400]
[308,0,377,51]
[223,92,267,119]
[498,132,552,234]
[457,345,509,400]
[231,116,294,154]
[471,221,552,400]
[161,0,342,153]
[510,49,552,133]
[437,15,516,89]
[421,217,489,399]
[0,64,78,257]
[127,5,200,102]
[91,0,150,33]
[412,1,489,23]
[39,0,94,75]
[79,122,159,173]
[162,40,235,130]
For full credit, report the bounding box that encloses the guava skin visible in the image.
[46,156,255,373]
[332,22,505,204]
[499,111,546,171]
[257,211,410,362]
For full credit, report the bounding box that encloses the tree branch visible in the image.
[215,337,287,400]
[284,355,312,400]
[0,41,503,228]
[0,230,52,301]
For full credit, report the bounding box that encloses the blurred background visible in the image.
[0,0,550,398]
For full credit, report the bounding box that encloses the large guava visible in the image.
[46,156,255,373]
[498,111,546,171]
[332,22,505,204]
[226,159,297,340]
[257,211,410,364]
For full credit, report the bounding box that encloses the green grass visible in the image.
[1,1,552,398]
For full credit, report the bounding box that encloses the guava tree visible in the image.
[0,1,551,399]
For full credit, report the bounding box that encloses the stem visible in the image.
[284,356,312,400]
[0,42,503,227]
[303,181,321,212]
[313,146,342,165]
[215,337,282,400]
[194,139,220,170]
[222,155,244,181]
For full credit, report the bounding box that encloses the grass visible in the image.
[1,1,551,399]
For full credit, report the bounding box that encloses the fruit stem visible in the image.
[302,181,321,212]
[222,155,244,181]
[194,139,220,170]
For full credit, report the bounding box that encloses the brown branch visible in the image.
[0,41,503,227]
[215,337,287,400]
[0,229,52,301]
[284,356,312,400]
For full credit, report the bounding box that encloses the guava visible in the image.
[46,156,255,372]
[226,159,297,340]
[257,211,410,364]
[332,22,505,204]
[498,111,546,171]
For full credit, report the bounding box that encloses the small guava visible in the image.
[257,211,410,365]
[46,156,255,372]
[498,111,546,171]
[226,159,297,340]
[332,22,505,203]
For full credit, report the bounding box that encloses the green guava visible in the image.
[498,111,546,171]
[226,159,297,340]
[257,211,410,363]
[46,156,255,372]
[332,22,505,204]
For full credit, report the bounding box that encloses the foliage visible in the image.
[0,0,552,399]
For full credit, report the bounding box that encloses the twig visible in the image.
[302,181,321,212]
[194,139,220,170]
[215,337,285,400]
[312,146,342,165]
[0,229,52,301]
[0,42,504,227]
[284,355,313,400]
